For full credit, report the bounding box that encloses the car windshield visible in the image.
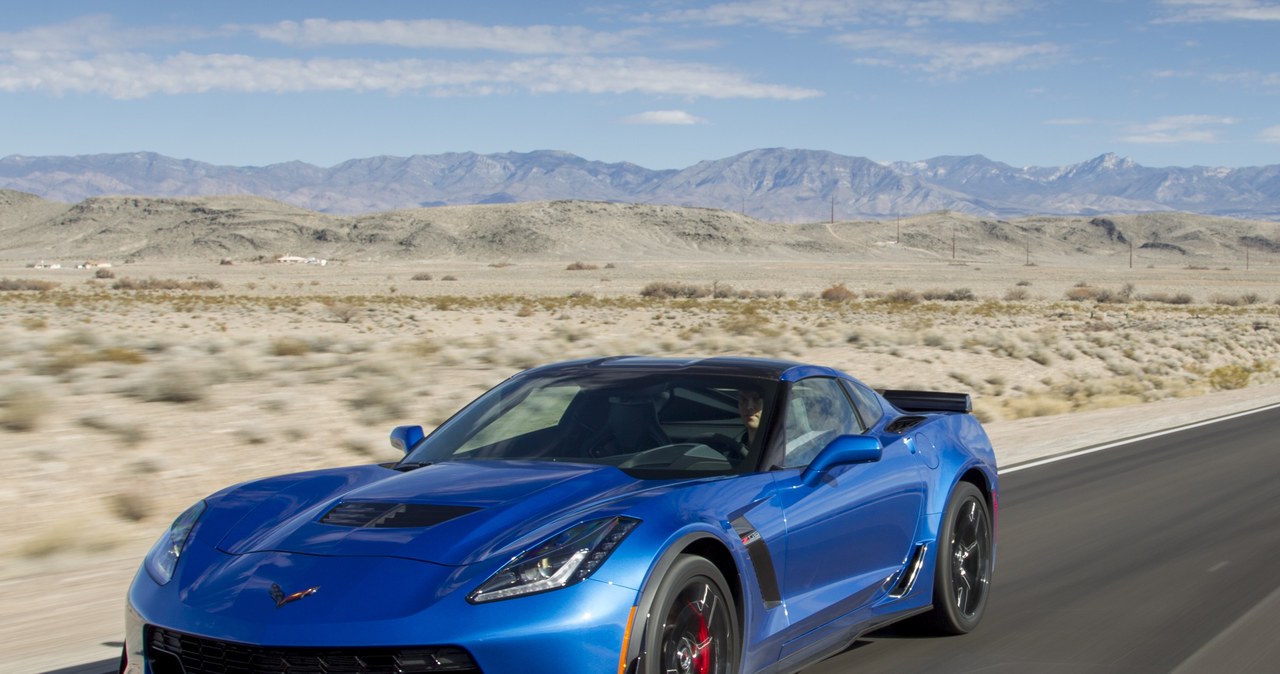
[401,370,780,478]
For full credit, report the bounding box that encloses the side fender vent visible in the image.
[889,543,929,598]
[321,502,479,528]
[885,416,926,434]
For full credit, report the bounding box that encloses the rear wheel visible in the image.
[928,482,993,634]
[641,555,740,674]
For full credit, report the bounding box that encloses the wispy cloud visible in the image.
[0,14,209,52]
[833,31,1062,78]
[1120,115,1236,144]
[1260,125,1280,142]
[1153,67,1280,89]
[621,110,708,125]
[1155,0,1280,23]
[1044,118,1096,126]
[652,0,1030,28]
[0,52,821,100]
[245,18,646,55]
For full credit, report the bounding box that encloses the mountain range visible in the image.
[1,149,1278,222]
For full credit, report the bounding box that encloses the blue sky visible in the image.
[2,1,1278,170]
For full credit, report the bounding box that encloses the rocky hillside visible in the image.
[2,189,1277,265]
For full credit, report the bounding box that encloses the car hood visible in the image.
[215,460,661,566]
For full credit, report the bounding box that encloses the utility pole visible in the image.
[830,195,835,224]
[952,224,956,259]
[1246,245,1250,271]
[1129,240,1133,269]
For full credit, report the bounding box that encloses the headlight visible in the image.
[469,516,639,603]
[144,500,206,585]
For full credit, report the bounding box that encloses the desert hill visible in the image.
[1,189,1277,266]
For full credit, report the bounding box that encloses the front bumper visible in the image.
[122,547,639,674]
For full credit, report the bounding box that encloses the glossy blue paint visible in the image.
[122,357,998,674]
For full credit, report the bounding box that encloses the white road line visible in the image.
[998,401,1280,475]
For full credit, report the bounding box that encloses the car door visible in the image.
[771,377,927,648]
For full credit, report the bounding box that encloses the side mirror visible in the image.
[802,434,883,486]
[389,425,425,454]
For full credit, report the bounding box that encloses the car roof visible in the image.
[518,356,848,383]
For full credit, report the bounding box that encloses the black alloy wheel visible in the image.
[929,481,993,634]
[642,555,740,674]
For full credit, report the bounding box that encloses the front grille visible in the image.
[320,502,479,528]
[147,627,481,674]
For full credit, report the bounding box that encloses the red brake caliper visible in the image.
[690,601,711,674]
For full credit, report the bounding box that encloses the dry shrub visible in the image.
[819,283,856,302]
[922,287,975,302]
[112,277,222,291]
[403,338,442,357]
[1004,395,1072,419]
[1003,287,1030,301]
[108,491,154,522]
[711,282,744,299]
[883,288,921,305]
[1064,286,1098,302]
[1138,292,1194,305]
[325,302,361,323]
[348,383,410,425]
[79,414,148,446]
[641,281,710,299]
[98,347,147,365]
[565,261,599,271]
[720,310,778,337]
[441,275,459,281]
[1,382,50,431]
[1211,293,1261,307]
[0,278,59,291]
[271,336,312,356]
[132,365,210,403]
[1208,364,1251,390]
[411,272,433,281]
[94,268,116,279]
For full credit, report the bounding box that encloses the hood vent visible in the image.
[320,502,480,529]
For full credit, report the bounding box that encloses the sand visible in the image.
[1,255,1278,672]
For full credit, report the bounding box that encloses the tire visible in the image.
[640,555,740,674]
[928,482,993,634]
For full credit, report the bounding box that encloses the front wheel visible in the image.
[640,555,740,674]
[928,482,993,634]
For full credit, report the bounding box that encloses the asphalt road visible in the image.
[53,405,1280,674]
[806,404,1280,673]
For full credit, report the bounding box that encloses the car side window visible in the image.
[780,378,858,469]
[842,380,883,429]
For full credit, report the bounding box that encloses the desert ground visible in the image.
[1,249,1279,671]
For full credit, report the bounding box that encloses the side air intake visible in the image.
[888,543,929,598]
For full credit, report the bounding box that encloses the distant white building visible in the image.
[76,260,112,269]
[275,255,327,266]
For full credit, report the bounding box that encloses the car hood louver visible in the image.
[320,502,480,528]
[214,461,651,565]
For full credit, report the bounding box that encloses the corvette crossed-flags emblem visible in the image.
[270,583,319,609]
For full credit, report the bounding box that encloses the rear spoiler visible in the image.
[881,390,972,414]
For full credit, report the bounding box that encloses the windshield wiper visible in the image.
[393,461,433,472]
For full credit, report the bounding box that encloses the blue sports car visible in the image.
[123,356,997,674]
